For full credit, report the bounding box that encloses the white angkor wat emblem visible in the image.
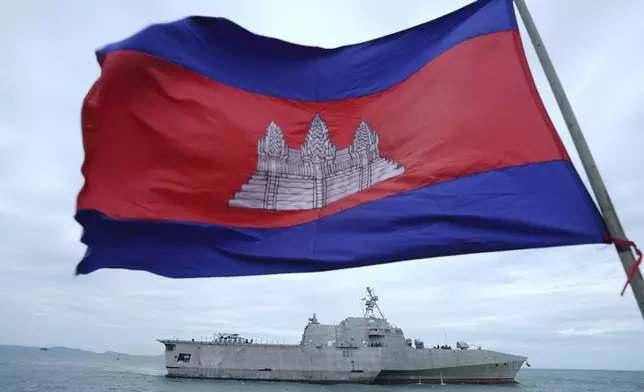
[228,114,405,211]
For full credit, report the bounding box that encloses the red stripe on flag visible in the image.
[78,30,568,228]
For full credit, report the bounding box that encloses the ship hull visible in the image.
[165,367,518,385]
[373,363,521,384]
[165,367,378,384]
[160,340,525,385]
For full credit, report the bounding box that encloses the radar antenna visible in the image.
[308,313,319,325]
[361,286,385,319]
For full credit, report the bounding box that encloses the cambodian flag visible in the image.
[76,0,608,278]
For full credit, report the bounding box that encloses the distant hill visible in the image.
[0,345,94,353]
[50,346,88,353]
[104,350,125,356]
[0,345,161,357]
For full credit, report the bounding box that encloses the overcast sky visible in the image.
[1,0,644,372]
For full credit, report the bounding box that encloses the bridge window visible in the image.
[177,353,191,363]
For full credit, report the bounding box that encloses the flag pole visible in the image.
[513,0,644,319]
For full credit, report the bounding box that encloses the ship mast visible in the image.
[362,286,385,319]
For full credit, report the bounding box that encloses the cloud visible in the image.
[1,0,644,372]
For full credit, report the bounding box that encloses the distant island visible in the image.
[0,345,161,358]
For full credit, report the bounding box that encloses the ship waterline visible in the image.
[158,288,527,384]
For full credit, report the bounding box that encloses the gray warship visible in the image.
[158,287,528,384]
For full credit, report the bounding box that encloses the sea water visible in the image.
[1,346,642,392]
